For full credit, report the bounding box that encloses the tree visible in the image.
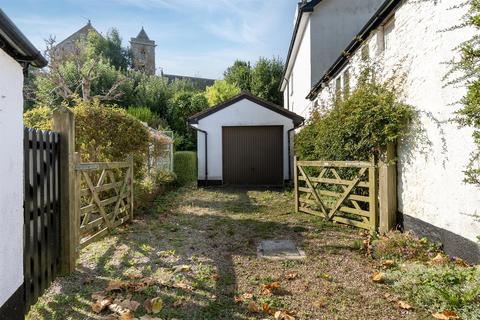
[88,28,131,71]
[250,57,284,105]
[205,80,241,106]
[224,60,251,91]
[167,91,209,150]
[33,32,127,106]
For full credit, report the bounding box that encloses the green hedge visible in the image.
[174,151,197,185]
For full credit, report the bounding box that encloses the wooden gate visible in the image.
[294,157,378,231]
[76,157,134,248]
[24,128,61,310]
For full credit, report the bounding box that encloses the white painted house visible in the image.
[188,93,304,186]
[280,0,385,118]
[296,0,480,262]
[0,10,47,319]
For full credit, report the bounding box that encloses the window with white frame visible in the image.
[383,16,395,51]
[334,68,351,98]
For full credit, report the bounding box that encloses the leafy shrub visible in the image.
[174,151,197,185]
[385,263,480,319]
[73,99,150,177]
[372,231,441,262]
[135,169,176,211]
[127,106,166,129]
[295,72,415,161]
[23,106,53,130]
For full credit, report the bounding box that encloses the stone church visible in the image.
[56,21,215,89]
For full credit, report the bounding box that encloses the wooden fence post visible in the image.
[378,142,397,234]
[52,107,79,275]
[293,156,299,213]
[369,155,378,233]
[128,155,134,220]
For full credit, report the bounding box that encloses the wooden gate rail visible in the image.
[76,157,134,248]
[294,157,378,231]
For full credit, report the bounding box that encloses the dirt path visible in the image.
[28,187,427,320]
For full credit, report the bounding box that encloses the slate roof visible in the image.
[307,0,400,99]
[188,92,304,127]
[130,27,155,45]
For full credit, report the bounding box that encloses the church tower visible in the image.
[130,27,156,75]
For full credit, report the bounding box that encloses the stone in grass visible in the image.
[257,240,306,260]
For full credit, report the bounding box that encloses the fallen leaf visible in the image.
[372,272,386,283]
[242,292,254,300]
[312,298,327,309]
[432,310,460,319]
[397,300,413,310]
[247,301,260,313]
[106,280,126,292]
[173,265,191,273]
[284,272,297,280]
[262,303,274,315]
[150,297,164,314]
[118,299,140,312]
[274,310,296,320]
[92,297,113,313]
[233,296,243,304]
[211,273,220,281]
[429,253,448,265]
[108,303,134,319]
[126,271,143,280]
[174,280,193,291]
[382,260,396,268]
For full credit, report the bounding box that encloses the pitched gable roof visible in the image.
[57,21,100,47]
[307,0,400,99]
[281,0,325,90]
[136,27,150,41]
[188,92,304,127]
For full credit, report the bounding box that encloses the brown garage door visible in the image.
[222,126,283,186]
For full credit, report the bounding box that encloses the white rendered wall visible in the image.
[0,49,24,306]
[194,98,295,181]
[288,20,313,118]
[315,1,480,243]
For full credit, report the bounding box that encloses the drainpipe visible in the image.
[189,124,208,184]
[287,121,304,180]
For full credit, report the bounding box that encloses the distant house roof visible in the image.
[307,0,400,100]
[163,73,215,91]
[188,92,304,127]
[56,20,101,48]
[0,9,47,68]
[280,0,325,90]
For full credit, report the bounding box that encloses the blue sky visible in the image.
[3,0,297,79]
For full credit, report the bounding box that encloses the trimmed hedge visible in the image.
[174,151,197,185]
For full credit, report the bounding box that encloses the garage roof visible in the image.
[188,92,305,127]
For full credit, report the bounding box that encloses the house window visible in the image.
[361,44,369,61]
[343,68,350,97]
[382,16,395,51]
[335,76,342,96]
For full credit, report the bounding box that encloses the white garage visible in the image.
[188,92,304,186]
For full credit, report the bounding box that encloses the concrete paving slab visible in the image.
[257,240,306,260]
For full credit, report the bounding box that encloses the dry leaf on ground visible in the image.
[312,297,327,309]
[248,301,260,313]
[432,310,460,319]
[262,303,274,315]
[144,297,163,314]
[284,272,298,280]
[382,260,396,268]
[108,303,134,319]
[242,292,254,300]
[274,310,296,320]
[397,300,413,310]
[92,297,113,313]
[106,280,126,292]
[371,272,386,283]
[173,265,191,273]
[233,296,243,304]
[429,253,448,265]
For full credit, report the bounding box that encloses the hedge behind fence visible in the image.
[174,151,197,185]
